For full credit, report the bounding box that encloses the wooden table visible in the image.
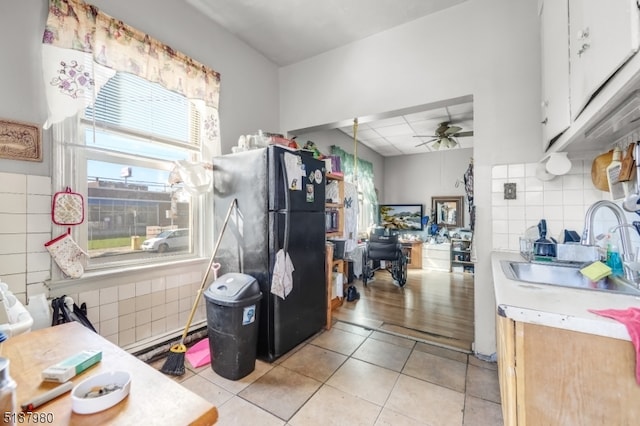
[4,322,217,425]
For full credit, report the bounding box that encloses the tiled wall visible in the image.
[0,172,206,349]
[491,161,640,254]
[0,172,51,302]
[70,272,206,348]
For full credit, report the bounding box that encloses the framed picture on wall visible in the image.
[0,118,42,162]
[378,204,424,231]
[432,196,463,228]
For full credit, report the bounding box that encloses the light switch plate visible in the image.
[504,183,516,200]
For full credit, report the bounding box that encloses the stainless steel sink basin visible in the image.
[501,260,640,295]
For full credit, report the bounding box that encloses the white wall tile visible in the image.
[543,178,563,191]
[136,309,152,326]
[562,174,584,190]
[508,164,525,178]
[135,279,151,296]
[151,277,165,293]
[27,270,50,285]
[151,319,166,336]
[525,191,543,206]
[524,206,544,223]
[0,194,26,214]
[27,195,51,214]
[543,191,564,206]
[136,323,152,341]
[27,175,51,195]
[27,252,50,273]
[563,190,583,205]
[0,254,25,275]
[79,289,100,308]
[100,317,118,336]
[492,165,508,179]
[118,283,135,300]
[0,214,26,234]
[507,205,525,221]
[119,298,135,315]
[492,206,508,220]
[492,220,508,233]
[100,286,118,305]
[0,173,26,194]
[119,313,135,331]
[525,176,543,191]
[492,178,507,193]
[27,214,50,233]
[492,192,507,207]
[26,233,49,253]
[135,294,152,311]
[119,328,135,347]
[99,302,118,322]
[0,234,26,255]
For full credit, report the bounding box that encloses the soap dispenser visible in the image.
[606,242,624,276]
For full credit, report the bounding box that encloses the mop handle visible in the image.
[180,198,238,342]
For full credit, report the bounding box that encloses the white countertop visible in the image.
[492,250,640,342]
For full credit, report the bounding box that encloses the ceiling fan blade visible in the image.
[415,138,438,147]
[413,135,437,138]
[444,125,462,135]
[452,130,474,138]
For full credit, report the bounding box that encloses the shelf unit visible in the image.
[325,172,346,316]
[450,238,474,274]
[325,173,344,238]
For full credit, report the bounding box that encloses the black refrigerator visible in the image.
[212,145,327,362]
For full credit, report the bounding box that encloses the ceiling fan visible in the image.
[414,122,474,150]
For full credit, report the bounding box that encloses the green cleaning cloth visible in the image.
[580,261,612,281]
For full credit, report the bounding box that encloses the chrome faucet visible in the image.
[581,200,635,281]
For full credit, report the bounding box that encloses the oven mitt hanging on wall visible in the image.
[52,187,84,226]
[45,233,88,279]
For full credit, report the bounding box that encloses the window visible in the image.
[55,72,205,271]
[42,0,220,278]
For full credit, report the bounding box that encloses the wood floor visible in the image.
[332,268,475,352]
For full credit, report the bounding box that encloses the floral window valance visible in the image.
[41,0,221,145]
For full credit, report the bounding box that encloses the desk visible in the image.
[4,322,218,425]
[399,241,422,269]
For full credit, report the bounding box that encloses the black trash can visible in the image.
[203,273,262,380]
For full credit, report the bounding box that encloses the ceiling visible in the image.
[335,100,474,157]
[184,0,473,157]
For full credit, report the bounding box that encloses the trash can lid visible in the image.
[204,273,262,307]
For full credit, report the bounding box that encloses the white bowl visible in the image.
[71,371,131,414]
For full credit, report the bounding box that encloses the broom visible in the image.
[161,198,238,375]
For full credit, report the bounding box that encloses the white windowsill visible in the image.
[46,257,209,296]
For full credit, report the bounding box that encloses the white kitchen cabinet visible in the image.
[539,0,571,150]
[569,0,640,121]
[422,243,450,272]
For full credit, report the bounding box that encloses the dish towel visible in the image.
[589,307,640,384]
[271,250,295,299]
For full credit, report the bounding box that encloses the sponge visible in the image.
[580,261,612,282]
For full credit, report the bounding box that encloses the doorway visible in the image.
[333,268,474,352]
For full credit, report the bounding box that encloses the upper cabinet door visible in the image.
[569,0,640,121]
[540,0,571,151]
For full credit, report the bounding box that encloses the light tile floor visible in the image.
[150,322,503,425]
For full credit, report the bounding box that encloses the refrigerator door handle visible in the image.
[279,153,291,252]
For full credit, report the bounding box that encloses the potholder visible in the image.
[44,232,88,278]
[52,187,84,226]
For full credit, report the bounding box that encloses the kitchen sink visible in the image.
[501,260,640,295]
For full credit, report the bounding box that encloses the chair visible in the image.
[362,233,408,287]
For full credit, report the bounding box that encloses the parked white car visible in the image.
[141,229,189,253]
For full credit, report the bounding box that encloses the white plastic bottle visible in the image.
[0,357,16,425]
[606,147,626,200]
